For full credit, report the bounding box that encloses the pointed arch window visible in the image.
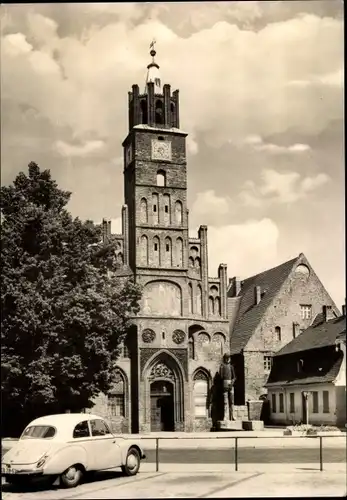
[140,197,148,224]
[215,297,221,316]
[212,333,225,355]
[140,99,148,125]
[209,296,214,315]
[197,285,202,316]
[188,282,193,314]
[152,193,159,225]
[140,235,148,266]
[163,193,170,225]
[193,371,209,418]
[157,170,166,187]
[152,236,160,267]
[175,200,183,225]
[108,372,125,417]
[176,237,183,267]
[155,99,164,125]
[164,237,172,267]
[188,338,195,360]
[170,102,175,128]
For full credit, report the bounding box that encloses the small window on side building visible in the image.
[275,326,281,341]
[300,304,312,320]
[264,355,272,372]
[312,391,319,413]
[323,391,329,413]
[279,393,284,413]
[271,393,276,413]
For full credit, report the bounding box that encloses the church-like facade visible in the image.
[90,46,340,433]
[92,46,230,433]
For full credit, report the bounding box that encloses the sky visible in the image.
[1,1,345,307]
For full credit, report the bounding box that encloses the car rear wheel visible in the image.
[60,465,83,488]
[121,447,140,476]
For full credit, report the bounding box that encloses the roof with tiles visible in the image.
[265,351,343,387]
[275,314,346,357]
[229,256,298,355]
[265,314,345,387]
[227,296,242,337]
[310,312,324,327]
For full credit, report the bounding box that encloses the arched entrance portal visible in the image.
[150,380,174,431]
[144,351,185,432]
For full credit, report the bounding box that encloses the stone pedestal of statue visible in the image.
[216,419,243,431]
[216,385,243,431]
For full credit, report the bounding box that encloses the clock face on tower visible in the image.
[151,139,172,161]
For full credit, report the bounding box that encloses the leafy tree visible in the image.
[1,162,141,435]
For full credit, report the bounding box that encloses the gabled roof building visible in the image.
[227,253,340,404]
[265,310,346,426]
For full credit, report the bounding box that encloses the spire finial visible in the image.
[149,39,156,60]
[145,39,161,93]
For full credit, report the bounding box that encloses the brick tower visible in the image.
[121,44,229,433]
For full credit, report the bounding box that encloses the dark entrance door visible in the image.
[150,381,174,431]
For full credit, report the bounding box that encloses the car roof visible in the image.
[27,413,104,429]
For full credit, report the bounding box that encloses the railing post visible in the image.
[319,436,323,471]
[235,436,238,471]
[156,438,159,472]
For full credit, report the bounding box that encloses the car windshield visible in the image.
[21,425,56,439]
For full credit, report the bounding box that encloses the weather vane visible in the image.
[149,39,156,51]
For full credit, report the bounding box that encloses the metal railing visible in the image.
[138,434,345,473]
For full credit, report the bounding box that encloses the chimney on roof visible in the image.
[322,305,334,322]
[254,285,261,305]
[228,277,241,297]
[342,304,346,317]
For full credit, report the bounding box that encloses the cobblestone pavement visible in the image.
[1,464,346,499]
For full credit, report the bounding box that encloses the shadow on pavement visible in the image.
[297,467,321,471]
[165,474,224,484]
[1,470,125,494]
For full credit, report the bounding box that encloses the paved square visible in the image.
[2,466,346,499]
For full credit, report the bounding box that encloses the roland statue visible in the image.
[219,352,236,421]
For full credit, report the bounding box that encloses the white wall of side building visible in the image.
[267,383,339,426]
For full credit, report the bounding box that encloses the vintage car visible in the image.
[1,413,146,488]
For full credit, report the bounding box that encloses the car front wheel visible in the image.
[121,447,140,476]
[60,465,83,488]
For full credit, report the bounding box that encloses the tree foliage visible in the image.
[1,162,141,434]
